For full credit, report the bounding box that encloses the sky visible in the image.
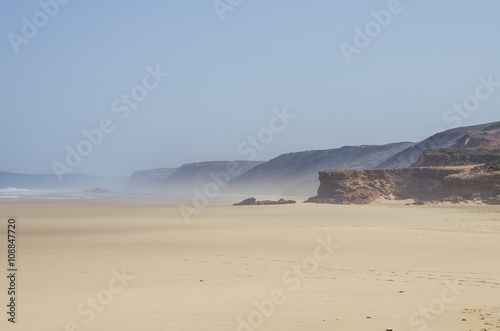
[1,0,499,176]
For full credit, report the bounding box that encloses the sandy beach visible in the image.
[1,198,499,331]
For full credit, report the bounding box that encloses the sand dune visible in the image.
[0,198,499,330]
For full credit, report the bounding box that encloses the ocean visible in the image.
[0,187,194,203]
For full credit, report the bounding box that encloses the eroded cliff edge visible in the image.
[305,162,500,205]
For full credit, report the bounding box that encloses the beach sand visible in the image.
[0,198,499,330]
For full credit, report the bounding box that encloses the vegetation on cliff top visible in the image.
[424,148,500,156]
[474,159,500,172]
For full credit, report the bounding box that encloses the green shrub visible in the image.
[475,159,500,172]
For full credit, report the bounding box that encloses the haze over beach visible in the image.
[1,1,500,330]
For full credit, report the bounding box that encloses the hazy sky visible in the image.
[1,0,499,176]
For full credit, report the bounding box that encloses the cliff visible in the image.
[163,160,264,193]
[306,164,500,205]
[229,142,415,196]
[127,168,177,190]
[451,122,500,149]
[411,149,500,167]
[376,121,500,169]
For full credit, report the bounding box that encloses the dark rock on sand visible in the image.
[233,198,296,206]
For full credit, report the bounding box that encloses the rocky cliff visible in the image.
[451,122,500,149]
[127,168,177,190]
[376,121,500,169]
[229,142,415,196]
[164,160,264,193]
[306,163,500,205]
[411,149,500,167]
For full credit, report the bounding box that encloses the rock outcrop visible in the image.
[233,197,296,206]
[306,164,500,205]
[85,187,113,194]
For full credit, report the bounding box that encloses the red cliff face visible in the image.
[306,167,500,205]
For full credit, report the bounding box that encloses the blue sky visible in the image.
[1,0,499,176]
